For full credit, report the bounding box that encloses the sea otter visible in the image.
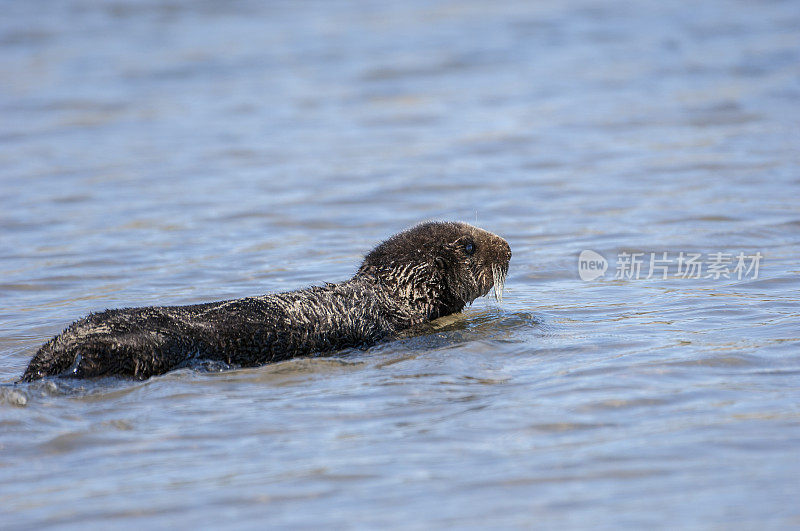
[20,221,511,381]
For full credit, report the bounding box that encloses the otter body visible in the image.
[21,222,510,381]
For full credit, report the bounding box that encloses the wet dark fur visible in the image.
[21,222,511,381]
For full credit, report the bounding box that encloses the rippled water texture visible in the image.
[2,0,799,528]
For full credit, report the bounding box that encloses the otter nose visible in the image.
[489,238,511,271]
[499,240,512,262]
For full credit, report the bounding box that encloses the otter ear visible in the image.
[436,241,460,270]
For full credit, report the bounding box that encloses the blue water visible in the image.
[2,0,799,528]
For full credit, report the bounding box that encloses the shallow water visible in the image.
[2,0,799,528]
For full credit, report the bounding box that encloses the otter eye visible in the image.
[464,241,475,256]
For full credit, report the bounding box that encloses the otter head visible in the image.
[358,221,511,323]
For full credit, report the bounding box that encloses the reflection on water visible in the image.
[2,0,799,527]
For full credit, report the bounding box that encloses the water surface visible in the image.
[2,0,799,528]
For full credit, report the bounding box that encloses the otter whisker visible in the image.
[492,264,506,302]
